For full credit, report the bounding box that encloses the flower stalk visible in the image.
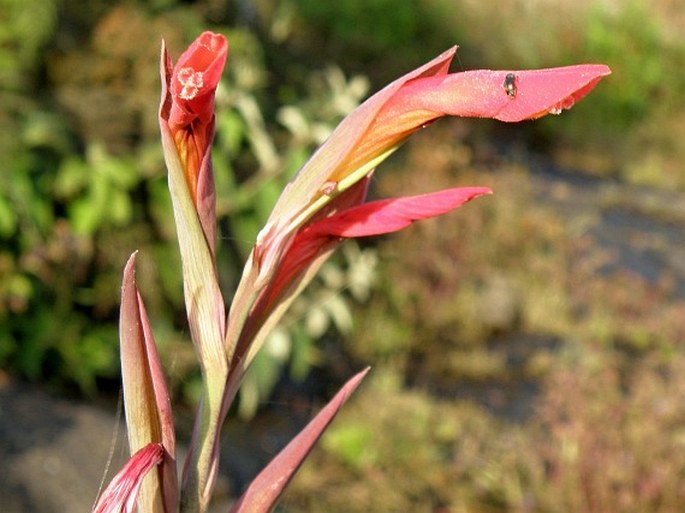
[158,33,229,512]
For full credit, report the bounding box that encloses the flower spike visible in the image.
[159,33,229,512]
[148,31,609,513]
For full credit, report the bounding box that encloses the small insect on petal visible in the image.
[503,73,517,98]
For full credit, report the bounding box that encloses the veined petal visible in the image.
[383,64,612,124]
[307,186,492,237]
[92,443,165,513]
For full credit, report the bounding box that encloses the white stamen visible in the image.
[177,67,204,100]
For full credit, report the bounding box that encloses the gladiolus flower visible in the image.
[257,48,610,278]
[225,47,610,374]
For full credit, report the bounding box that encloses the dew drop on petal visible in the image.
[319,180,338,196]
[548,95,576,116]
[177,67,205,100]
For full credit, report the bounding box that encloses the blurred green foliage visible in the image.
[582,2,665,127]
[289,0,443,73]
[0,0,378,404]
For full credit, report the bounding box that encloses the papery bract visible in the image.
[119,253,177,513]
[92,443,165,513]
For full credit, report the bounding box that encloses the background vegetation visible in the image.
[2,0,685,511]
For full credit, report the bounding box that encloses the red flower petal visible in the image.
[386,64,611,123]
[242,186,491,350]
[307,186,492,237]
[168,31,228,130]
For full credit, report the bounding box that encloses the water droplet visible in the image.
[319,180,338,196]
[548,95,576,116]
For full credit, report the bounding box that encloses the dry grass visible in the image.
[281,116,685,511]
